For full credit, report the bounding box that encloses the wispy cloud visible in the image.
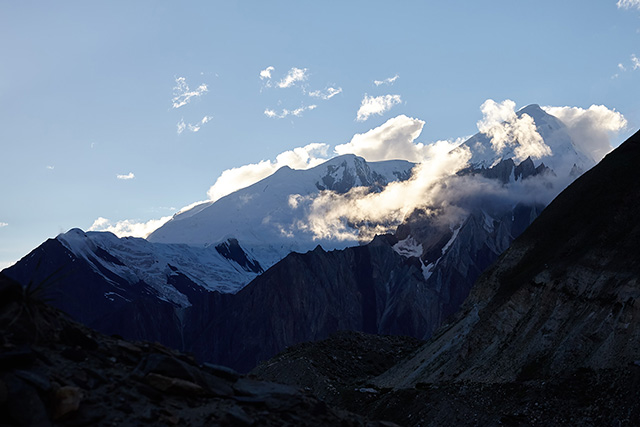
[89,216,172,238]
[277,67,308,88]
[0,222,8,228]
[116,172,135,180]
[308,87,342,100]
[356,94,402,121]
[618,63,627,71]
[206,142,330,202]
[264,105,317,119]
[374,74,399,86]
[177,115,213,134]
[46,165,54,170]
[617,0,640,9]
[632,54,640,70]
[172,77,208,109]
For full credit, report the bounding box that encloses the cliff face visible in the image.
[376,129,640,387]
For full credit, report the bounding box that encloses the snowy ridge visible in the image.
[58,229,263,304]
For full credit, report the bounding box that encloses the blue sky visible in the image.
[1,0,639,268]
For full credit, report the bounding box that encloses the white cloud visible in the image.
[264,109,278,118]
[277,67,308,88]
[335,115,429,162]
[89,216,172,238]
[374,74,399,86]
[263,104,317,119]
[206,142,330,202]
[617,0,640,9]
[632,54,640,70]
[618,63,627,71]
[542,104,628,161]
[356,94,402,121]
[46,165,54,170]
[308,87,342,100]
[0,222,8,228]
[477,99,551,162]
[172,77,208,109]
[117,172,135,180]
[298,141,473,241]
[260,66,275,80]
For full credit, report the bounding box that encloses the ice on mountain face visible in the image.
[393,237,423,258]
[441,223,463,254]
[422,261,435,281]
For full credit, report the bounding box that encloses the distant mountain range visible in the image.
[3,105,598,371]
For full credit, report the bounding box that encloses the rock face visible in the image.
[376,129,640,388]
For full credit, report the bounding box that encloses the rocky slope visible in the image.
[375,128,640,387]
[251,331,424,406]
[0,273,398,426]
[252,331,640,426]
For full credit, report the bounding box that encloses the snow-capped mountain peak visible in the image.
[462,104,594,176]
[147,155,414,256]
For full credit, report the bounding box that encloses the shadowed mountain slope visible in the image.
[376,129,640,387]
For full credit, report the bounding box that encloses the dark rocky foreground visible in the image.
[0,274,398,426]
[253,331,640,426]
[252,331,424,406]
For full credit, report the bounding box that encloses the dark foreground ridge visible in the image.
[0,274,397,426]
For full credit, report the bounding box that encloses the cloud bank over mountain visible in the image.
[89,100,627,240]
